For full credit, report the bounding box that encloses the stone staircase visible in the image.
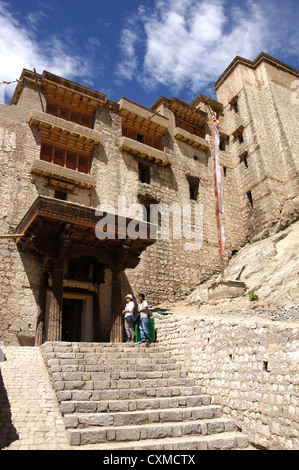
[41,342,251,450]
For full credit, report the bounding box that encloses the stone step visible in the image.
[67,417,236,446]
[52,368,189,381]
[45,356,179,369]
[57,385,203,401]
[60,395,212,414]
[45,342,166,352]
[64,405,223,429]
[50,362,181,373]
[47,360,182,373]
[41,342,251,451]
[44,344,170,357]
[71,431,249,451]
[56,377,196,392]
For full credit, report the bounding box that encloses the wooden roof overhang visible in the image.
[152,97,208,127]
[41,71,108,114]
[118,97,169,138]
[28,110,101,153]
[16,197,156,271]
[191,94,223,112]
[10,69,115,111]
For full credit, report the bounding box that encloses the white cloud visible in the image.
[117,0,268,94]
[116,27,139,82]
[0,2,92,100]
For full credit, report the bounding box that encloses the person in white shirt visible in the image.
[138,293,150,343]
[122,294,135,342]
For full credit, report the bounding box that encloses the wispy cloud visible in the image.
[116,26,139,82]
[0,1,94,100]
[116,0,298,97]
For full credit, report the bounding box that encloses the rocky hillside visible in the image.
[158,220,299,322]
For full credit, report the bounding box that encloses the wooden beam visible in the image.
[0,234,25,238]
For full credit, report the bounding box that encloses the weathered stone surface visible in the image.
[40,341,250,450]
[155,313,299,450]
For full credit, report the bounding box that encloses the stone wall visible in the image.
[154,313,299,450]
[215,59,299,242]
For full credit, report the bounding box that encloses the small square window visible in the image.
[188,178,199,201]
[233,101,238,113]
[138,163,151,184]
[220,139,226,151]
[54,190,67,201]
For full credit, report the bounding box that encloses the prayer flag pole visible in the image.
[212,111,226,279]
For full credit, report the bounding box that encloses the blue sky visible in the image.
[0,0,298,107]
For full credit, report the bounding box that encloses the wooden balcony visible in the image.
[31,158,96,190]
[28,110,101,153]
[119,136,170,166]
[118,97,169,138]
[174,127,210,151]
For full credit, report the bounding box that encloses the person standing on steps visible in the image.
[122,294,135,343]
[137,293,151,343]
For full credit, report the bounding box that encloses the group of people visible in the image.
[122,293,151,343]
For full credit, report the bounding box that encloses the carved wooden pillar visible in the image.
[110,270,124,343]
[48,258,64,342]
[35,267,49,346]
[93,263,105,342]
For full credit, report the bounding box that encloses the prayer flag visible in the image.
[212,112,226,256]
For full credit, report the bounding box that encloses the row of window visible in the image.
[46,102,205,152]
[122,126,162,151]
[175,118,204,138]
[47,103,94,129]
[138,162,199,201]
[40,142,91,174]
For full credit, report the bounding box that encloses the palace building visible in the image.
[0,52,298,346]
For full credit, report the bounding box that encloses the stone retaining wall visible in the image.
[154,314,299,450]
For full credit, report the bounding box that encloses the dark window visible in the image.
[137,134,144,143]
[247,191,253,207]
[194,155,199,161]
[54,190,67,201]
[66,151,77,171]
[188,179,199,201]
[138,163,151,184]
[238,132,244,144]
[223,166,227,177]
[240,152,249,169]
[40,143,52,162]
[233,101,238,113]
[220,139,226,151]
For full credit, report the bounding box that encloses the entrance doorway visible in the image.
[62,298,83,342]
